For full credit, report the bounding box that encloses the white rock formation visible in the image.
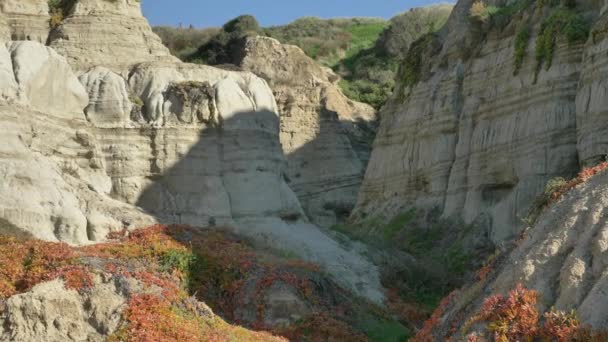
[0,42,18,101]
[7,41,89,118]
[0,0,385,303]
[0,40,153,244]
[79,66,133,126]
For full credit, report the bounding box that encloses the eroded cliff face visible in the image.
[356,0,607,243]
[0,0,384,303]
[235,36,377,227]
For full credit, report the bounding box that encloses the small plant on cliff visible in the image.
[47,0,78,28]
[470,1,499,23]
[397,32,436,96]
[514,24,531,74]
[477,284,541,340]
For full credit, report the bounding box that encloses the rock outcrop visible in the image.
[48,0,177,72]
[235,36,377,227]
[356,0,604,242]
[0,278,126,341]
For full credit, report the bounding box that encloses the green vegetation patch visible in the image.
[332,208,491,311]
[161,6,452,109]
[514,24,531,73]
[397,32,436,95]
[535,7,590,74]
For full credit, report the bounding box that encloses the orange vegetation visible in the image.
[0,224,389,341]
[465,284,608,341]
[548,161,608,205]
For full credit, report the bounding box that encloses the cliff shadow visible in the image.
[134,109,303,228]
[281,105,377,227]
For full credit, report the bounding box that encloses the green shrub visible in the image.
[160,248,197,274]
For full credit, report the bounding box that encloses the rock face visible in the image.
[8,41,89,117]
[48,0,177,72]
[577,10,608,167]
[355,0,605,242]
[0,0,49,43]
[0,10,10,41]
[235,36,377,227]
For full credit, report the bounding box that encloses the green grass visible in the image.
[342,22,387,60]
[383,209,416,239]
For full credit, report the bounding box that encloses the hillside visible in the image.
[155,4,453,109]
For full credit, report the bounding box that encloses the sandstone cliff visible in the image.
[356,0,606,243]
[0,0,383,303]
[0,0,49,43]
[48,0,177,72]
[235,36,377,227]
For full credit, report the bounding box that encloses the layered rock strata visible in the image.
[0,0,49,43]
[48,0,177,72]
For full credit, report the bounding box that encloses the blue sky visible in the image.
[143,1,455,28]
